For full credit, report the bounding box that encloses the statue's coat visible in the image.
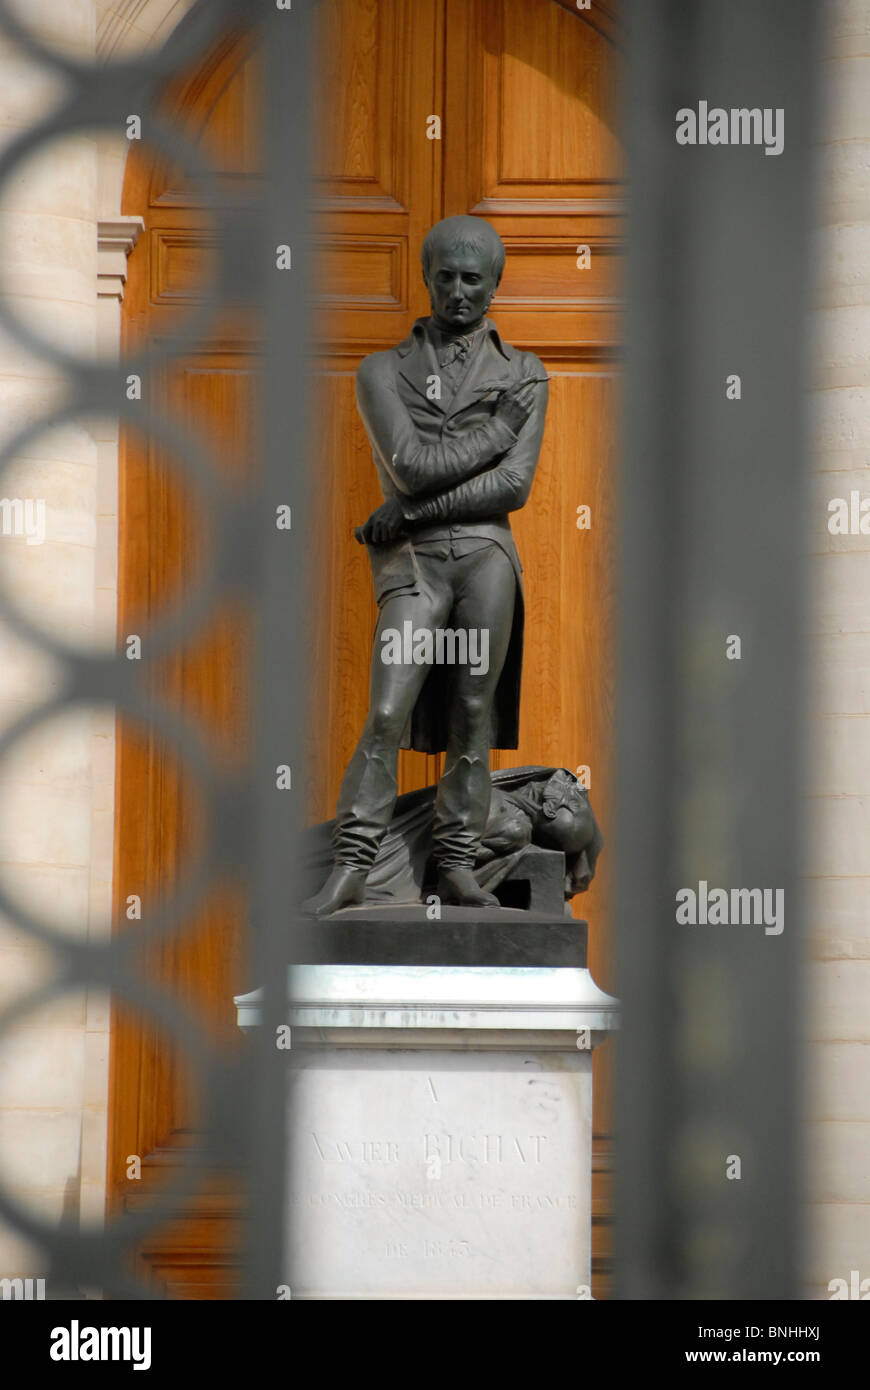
[355,317,549,753]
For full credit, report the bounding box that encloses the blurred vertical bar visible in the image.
[245,0,312,1298]
[614,0,824,1299]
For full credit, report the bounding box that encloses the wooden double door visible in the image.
[111,0,620,1298]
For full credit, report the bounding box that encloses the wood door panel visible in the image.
[150,231,218,306]
[149,31,262,207]
[494,0,621,191]
[446,0,621,214]
[314,235,407,307]
[498,236,619,303]
[315,0,399,199]
[313,0,443,347]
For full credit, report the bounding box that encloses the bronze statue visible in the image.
[304,216,549,916]
[301,767,603,913]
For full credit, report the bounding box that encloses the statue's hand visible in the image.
[357,497,407,546]
[494,379,537,434]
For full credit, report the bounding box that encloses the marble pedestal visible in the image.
[236,944,619,1300]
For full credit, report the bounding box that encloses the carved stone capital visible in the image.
[97,216,145,301]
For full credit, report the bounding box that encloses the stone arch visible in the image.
[97,0,198,63]
[97,0,198,229]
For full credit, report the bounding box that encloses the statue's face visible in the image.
[425,245,498,332]
[536,805,591,857]
[533,779,595,858]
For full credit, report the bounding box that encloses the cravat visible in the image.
[438,335,473,368]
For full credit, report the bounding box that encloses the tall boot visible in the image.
[432,752,499,908]
[302,747,398,916]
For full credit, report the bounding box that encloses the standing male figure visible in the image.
[304,215,548,915]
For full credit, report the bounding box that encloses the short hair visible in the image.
[421,215,506,286]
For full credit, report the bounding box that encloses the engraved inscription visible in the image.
[290,1189,579,1212]
[310,1132,400,1162]
[307,1131,549,1165]
[423,1133,547,1164]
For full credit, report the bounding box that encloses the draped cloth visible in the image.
[300,766,603,908]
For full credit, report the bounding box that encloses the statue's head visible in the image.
[525,769,602,893]
[532,770,597,858]
[421,215,505,333]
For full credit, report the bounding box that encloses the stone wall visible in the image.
[807,0,870,1301]
[0,0,100,1284]
[0,0,192,1289]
